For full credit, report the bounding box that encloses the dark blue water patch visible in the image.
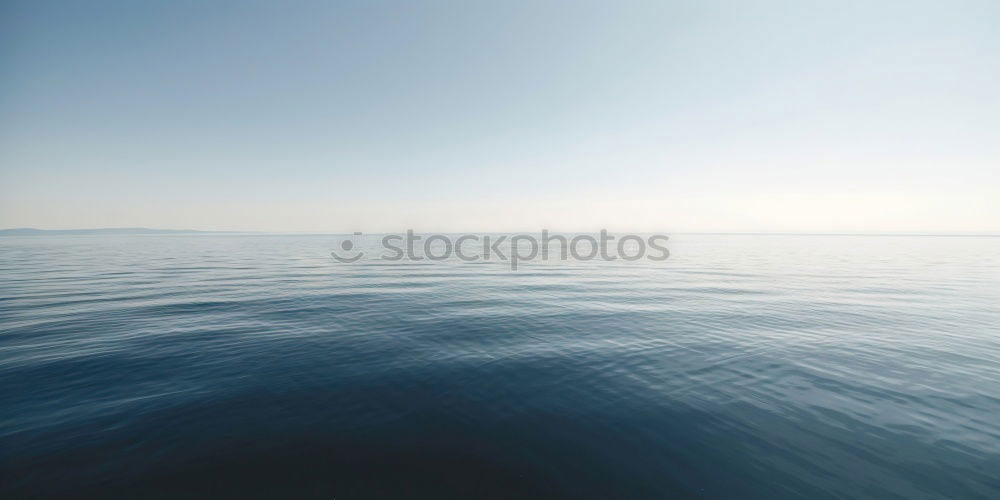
[2,235,1000,498]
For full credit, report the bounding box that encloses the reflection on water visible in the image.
[2,234,999,498]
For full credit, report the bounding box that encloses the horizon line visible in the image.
[2,227,999,237]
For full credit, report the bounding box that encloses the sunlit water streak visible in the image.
[1,234,999,498]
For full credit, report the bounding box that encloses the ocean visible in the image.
[1,234,998,498]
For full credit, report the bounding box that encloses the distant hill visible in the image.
[0,228,222,236]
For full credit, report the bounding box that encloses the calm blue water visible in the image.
[2,234,999,498]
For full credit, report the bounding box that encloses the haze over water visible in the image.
[2,234,998,498]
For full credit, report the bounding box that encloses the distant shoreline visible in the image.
[0,228,241,236]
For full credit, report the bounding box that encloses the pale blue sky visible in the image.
[1,0,997,232]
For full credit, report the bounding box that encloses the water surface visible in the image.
[2,234,999,498]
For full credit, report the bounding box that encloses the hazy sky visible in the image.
[1,0,997,232]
